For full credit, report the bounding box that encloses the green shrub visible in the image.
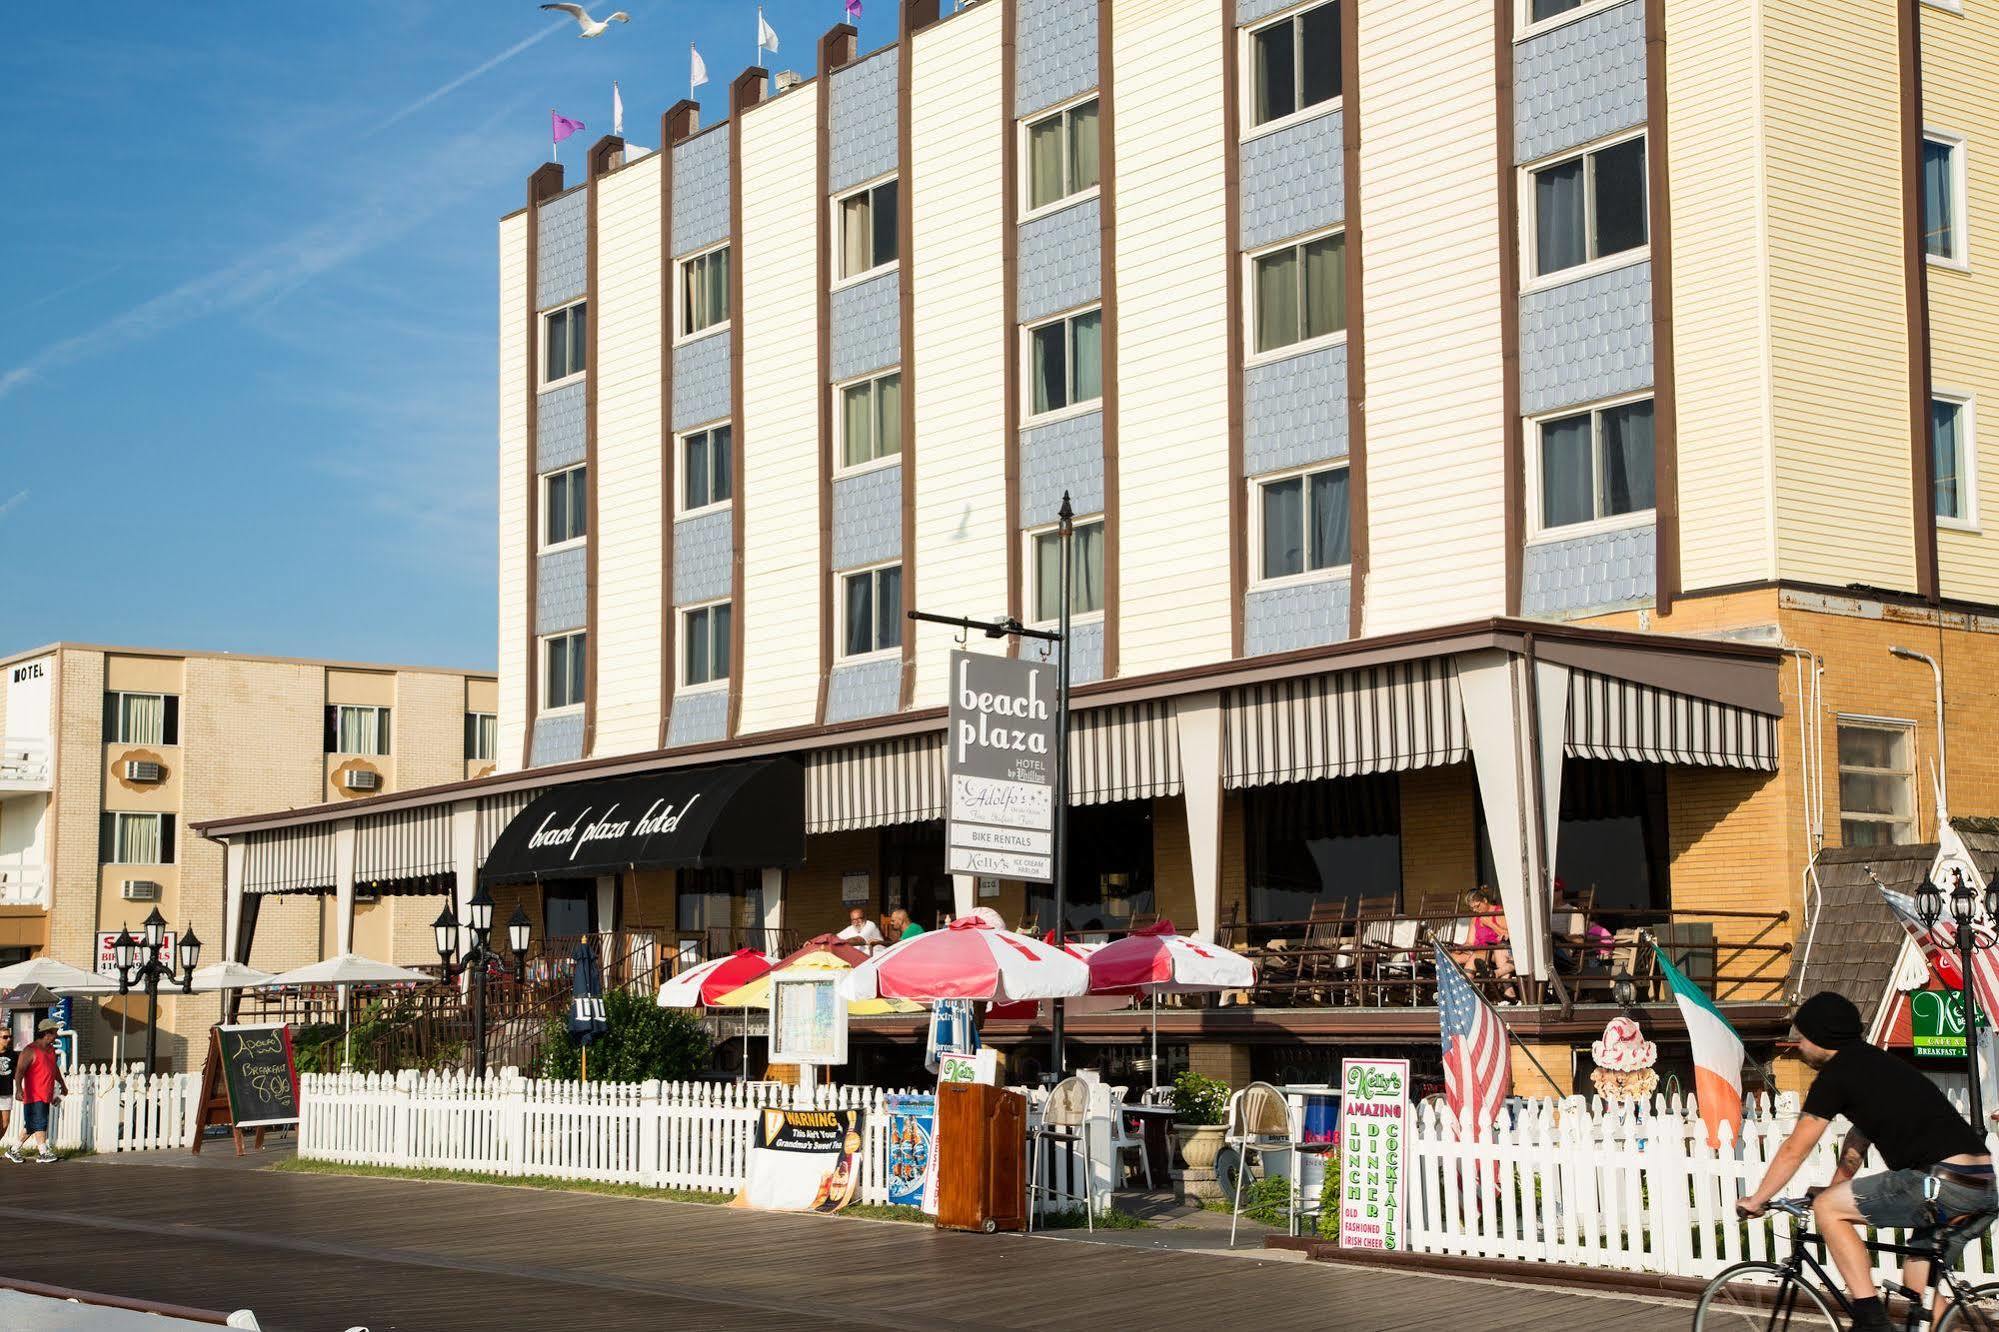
[1170,1070,1230,1126]
[540,987,711,1083]
[1317,1140,1341,1239]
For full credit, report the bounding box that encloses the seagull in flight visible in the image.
[540,4,630,37]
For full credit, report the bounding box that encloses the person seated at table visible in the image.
[888,908,925,944]
[1450,886,1518,1004]
[837,905,884,949]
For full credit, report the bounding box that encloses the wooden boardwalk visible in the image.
[0,1158,1696,1330]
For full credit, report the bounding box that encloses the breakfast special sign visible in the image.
[944,650,1057,884]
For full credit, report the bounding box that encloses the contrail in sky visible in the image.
[370,22,566,135]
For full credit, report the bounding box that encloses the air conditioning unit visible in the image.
[121,879,161,902]
[122,760,163,783]
[342,769,380,791]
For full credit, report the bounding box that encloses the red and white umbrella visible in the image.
[841,916,1090,1004]
[655,948,775,1008]
[1087,921,1257,994]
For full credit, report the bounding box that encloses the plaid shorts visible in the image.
[1853,1167,1999,1266]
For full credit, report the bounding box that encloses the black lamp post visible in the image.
[433,888,529,1079]
[1915,869,1999,1129]
[112,907,200,1074]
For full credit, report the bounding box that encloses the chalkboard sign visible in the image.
[216,1024,300,1127]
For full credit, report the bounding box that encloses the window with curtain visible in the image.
[841,564,904,658]
[101,811,174,865]
[1258,465,1352,579]
[543,464,588,546]
[1532,134,1647,277]
[1025,97,1100,211]
[325,704,392,755]
[464,712,497,762]
[543,300,587,383]
[1934,396,1972,522]
[1838,722,1916,846]
[1252,231,1346,354]
[838,177,899,278]
[544,633,586,710]
[839,371,903,469]
[680,245,731,336]
[681,424,733,512]
[1924,135,1964,262]
[1529,0,1586,22]
[1032,518,1105,621]
[104,692,179,746]
[1028,308,1103,416]
[1538,397,1655,530]
[1249,1,1341,129]
[682,602,732,687]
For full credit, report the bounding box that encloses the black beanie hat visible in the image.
[1795,991,1864,1048]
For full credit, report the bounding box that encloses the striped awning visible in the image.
[1565,669,1779,770]
[477,789,533,865]
[242,825,336,896]
[1071,699,1182,806]
[807,735,946,834]
[355,805,454,889]
[1223,659,1467,790]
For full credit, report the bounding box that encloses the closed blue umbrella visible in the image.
[568,942,608,1080]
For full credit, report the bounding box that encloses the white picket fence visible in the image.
[1406,1091,1999,1284]
[0,1066,203,1154]
[299,1071,925,1204]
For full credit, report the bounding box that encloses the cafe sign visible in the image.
[1339,1057,1409,1252]
[945,650,1056,884]
[1913,987,1967,1060]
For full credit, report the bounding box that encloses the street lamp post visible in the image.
[112,907,201,1074]
[433,888,530,1079]
[1916,868,1999,1129]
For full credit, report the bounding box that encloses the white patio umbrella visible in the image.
[0,957,119,994]
[258,953,438,1067]
[189,961,275,992]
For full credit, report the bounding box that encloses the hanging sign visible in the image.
[1913,988,1968,1060]
[937,1048,998,1086]
[945,650,1057,884]
[1338,1057,1409,1252]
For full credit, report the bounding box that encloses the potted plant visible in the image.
[1170,1070,1231,1170]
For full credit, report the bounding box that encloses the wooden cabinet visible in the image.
[935,1082,1026,1233]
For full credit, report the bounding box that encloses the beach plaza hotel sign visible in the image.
[946,651,1057,884]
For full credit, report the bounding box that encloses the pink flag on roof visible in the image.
[845,0,862,19]
[552,110,585,144]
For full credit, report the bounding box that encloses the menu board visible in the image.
[1338,1057,1408,1251]
[769,972,849,1067]
[217,1024,301,1128]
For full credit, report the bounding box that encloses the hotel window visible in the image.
[837,177,898,280]
[1537,396,1655,531]
[838,371,903,470]
[840,563,904,659]
[542,464,587,547]
[1525,0,1590,24]
[101,812,174,866]
[1838,721,1916,846]
[325,704,392,755]
[1025,96,1100,212]
[680,424,733,514]
[464,712,497,762]
[102,691,179,746]
[1251,229,1346,355]
[1924,133,1968,265]
[1031,517,1106,622]
[1530,134,1647,278]
[544,632,587,711]
[682,601,732,688]
[1247,1,1342,130]
[1936,395,1976,526]
[679,244,730,337]
[1257,464,1351,580]
[543,300,587,385]
[1028,307,1103,417]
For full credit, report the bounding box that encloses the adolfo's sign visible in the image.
[945,650,1056,884]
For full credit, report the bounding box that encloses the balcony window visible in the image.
[680,424,733,514]
[1025,97,1100,212]
[1537,397,1655,531]
[1031,518,1106,622]
[682,602,732,688]
[1247,1,1341,130]
[1530,134,1647,278]
[1251,230,1346,356]
[838,371,903,470]
[840,564,904,659]
[543,464,588,547]
[1257,465,1351,580]
[837,177,899,279]
[1028,308,1102,417]
[543,300,587,385]
[680,245,730,337]
[543,632,586,711]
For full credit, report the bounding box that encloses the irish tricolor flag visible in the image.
[1657,948,1745,1147]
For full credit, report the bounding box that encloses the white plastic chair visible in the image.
[1027,1075,1097,1231]
[1224,1081,1300,1248]
[1107,1087,1153,1191]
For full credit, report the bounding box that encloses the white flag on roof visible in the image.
[757,7,779,53]
[690,43,708,92]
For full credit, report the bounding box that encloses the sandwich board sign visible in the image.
[945,650,1056,884]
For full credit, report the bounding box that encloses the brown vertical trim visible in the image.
[899,3,936,708]
[817,28,858,727]
[581,136,622,759]
[1340,0,1368,639]
[1643,0,1680,615]
[521,162,565,770]
[659,102,700,749]
[1222,0,1246,659]
[1900,0,1939,603]
[1495,0,1525,618]
[726,70,765,740]
[1002,2,1023,651]
[1095,0,1120,680]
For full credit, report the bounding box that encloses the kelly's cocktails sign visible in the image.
[945,650,1056,883]
[1339,1057,1409,1251]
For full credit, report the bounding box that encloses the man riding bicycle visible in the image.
[1738,992,1999,1331]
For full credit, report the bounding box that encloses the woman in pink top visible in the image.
[1458,887,1518,1004]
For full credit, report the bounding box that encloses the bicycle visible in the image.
[1693,1196,1999,1330]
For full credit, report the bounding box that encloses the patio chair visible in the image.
[1223,1081,1327,1247]
[1106,1086,1153,1191]
[1027,1076,1098,1232]
[1299,900,1358,1004]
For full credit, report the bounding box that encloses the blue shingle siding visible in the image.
[1243,343,1348,477]
[1243,579,1352,657]
[666,689,729,746]
[536,380,586,472]
[1053,620,1105,685]
[1018,199,1102,325]
[674,510,734,604]
[832,463,904,570]
[536,191,588,310]
[671,131,731,255]
[830,272,902,382]
[672,333,732,431]
[1514,0,1646,165]
[1522,522,1656,615]
[824,658,903,723]
[1519,260,1652,415]
[531,712,584,766]
[536,546,588,635]
[828,50,900,193]
[1240,110,1345,251]
[1020,410,1105,523]
[1016,0,1098,117]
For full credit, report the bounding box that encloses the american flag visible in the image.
[1436,945,1512,1138]
[1882,882,1999,1023]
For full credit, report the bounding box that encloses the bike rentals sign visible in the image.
[945,650,1056,883]
[1339,1057,1409,1251]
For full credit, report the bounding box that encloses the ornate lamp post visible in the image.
[1915,869,1999,1128]
[433,888,530,1079]
[112,907,201,1074]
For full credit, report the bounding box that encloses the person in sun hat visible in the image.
[7,1019,67,1164]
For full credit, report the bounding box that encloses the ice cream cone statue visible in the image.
[1589,1014,1660,1103]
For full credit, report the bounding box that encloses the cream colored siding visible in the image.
[1762,0,1915,592]
[1355,0,1507,633]
[497,213,529,770]
[592,156,666,754]
[1667,0,1777,592]
[910,4,1010,707]
[737,89,824,734]
[1111,0,1233,674]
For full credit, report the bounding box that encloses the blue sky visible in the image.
[0,0,883,669]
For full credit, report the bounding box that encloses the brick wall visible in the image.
[1401,764,1478,903]
[790,829,880,939]
[245,894,325,975]
[396,672,473,793]
[1152,796,1195,926]
[1668,766,1791,1001]
[48,649,105,976]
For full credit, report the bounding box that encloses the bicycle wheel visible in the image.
[1694,1262,1843,1331]
[1940,1282,1999,1330]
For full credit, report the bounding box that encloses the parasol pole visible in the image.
[1151,992,1160,1092]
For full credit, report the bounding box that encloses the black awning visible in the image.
[481,758,803,884]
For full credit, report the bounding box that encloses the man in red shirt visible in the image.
[7,1019,67,1164]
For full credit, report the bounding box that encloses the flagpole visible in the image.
[550,108,557,165]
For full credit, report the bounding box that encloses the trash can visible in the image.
[1282,1084,1342,1219]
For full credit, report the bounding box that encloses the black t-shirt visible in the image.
[1802,1041,1987,1170]
[0,1050,11,1095]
